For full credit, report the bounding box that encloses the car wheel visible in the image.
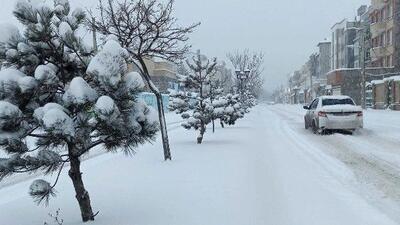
[312,120,318,134]
[304,118,309,129]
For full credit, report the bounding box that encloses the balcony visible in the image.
[371,0,390,11]
[370,19,393,37]
[370,46,388,61]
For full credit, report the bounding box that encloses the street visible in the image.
[1,104,400,225]
[266,104,400,223]
[1,0,399,224]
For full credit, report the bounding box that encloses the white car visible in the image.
[303,95,363,134]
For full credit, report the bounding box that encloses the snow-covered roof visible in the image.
[371,80,385,85]
[383,76,400,82]
[319,95,351,100]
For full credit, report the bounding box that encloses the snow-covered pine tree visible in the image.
[221,94,244,126]
[170,51,217,144]
[242,88,257,111]
[0,0,158,222]
[213,93,244,128]
[207,74,225,133]
[212,96,229,128]
[91,0,200,161]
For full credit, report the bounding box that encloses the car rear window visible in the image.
[322,98,354,106]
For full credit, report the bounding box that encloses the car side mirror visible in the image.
[303,105,309,110]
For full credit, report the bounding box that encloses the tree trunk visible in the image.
[197,121,206,144]
[68,156,95,222]
[155,92,172,160]
[137,57,172,161]
[212,119,215,133]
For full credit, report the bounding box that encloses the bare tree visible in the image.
[227,50,265,98]
[91,0,200,160]
[214,61,234,94]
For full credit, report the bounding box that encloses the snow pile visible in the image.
[17,42,32,54]
[124,72,145,90]
[34,103,74,137]
[5,49,19,59]
[0,101,25,145]
[63,77,97,106]
[0,68,25,83]
[87,40,129,87]
[0,68,37,96]
[58,21,72,39]
[34,64,58,85]
[130,101,159,134]
[17,76,37,93]
[213,99,228,107]
[94,96,120,121]
[95,96,115,114]
[42,108,75,137]
[321,105,363,112]
[29,179,52,199]
[225,106,234,114]
[33,103,67,121]
[0,101,23,130]
[15,0,53,13]
[371,80,385,85]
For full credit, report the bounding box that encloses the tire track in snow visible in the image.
[266,105,400,223]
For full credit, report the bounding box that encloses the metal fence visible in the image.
[139,92,170,112]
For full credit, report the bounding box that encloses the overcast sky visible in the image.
[1,0,370,91]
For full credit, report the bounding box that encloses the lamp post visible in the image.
[235,69,250,101]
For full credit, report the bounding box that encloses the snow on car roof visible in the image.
[319,95,351,100]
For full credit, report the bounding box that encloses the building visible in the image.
[331,19,359,69]
[371,75,400,110]
[144,58,179,93]
[129,58,179,93]
[354,5,371,68]
[326,67,397,104]
[369,0,400,68]
[317,40,332,78]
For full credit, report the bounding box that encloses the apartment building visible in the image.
[369,0,400,68]
[331,19,359,69]
[317,40,331,77]
[354,5,371,68]
[129,58,179,93]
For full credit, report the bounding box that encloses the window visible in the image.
[311,99,319,109]
[380,8,385,21]
[387,29,392,45]
[378,58,384,67]
[322,98,355,106]
[388,3,393,18]
[380,32,385,46]
[371,14,376,23]
[386,55,392,67]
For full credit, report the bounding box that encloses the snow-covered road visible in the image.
[0,104,399,225]
[268,104,400,222]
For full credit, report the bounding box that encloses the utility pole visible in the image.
[361,28,367,109]
[310,65,313,100]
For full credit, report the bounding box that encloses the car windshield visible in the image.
[322,98,354,106]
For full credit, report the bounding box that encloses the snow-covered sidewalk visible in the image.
[0,104,398,225]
